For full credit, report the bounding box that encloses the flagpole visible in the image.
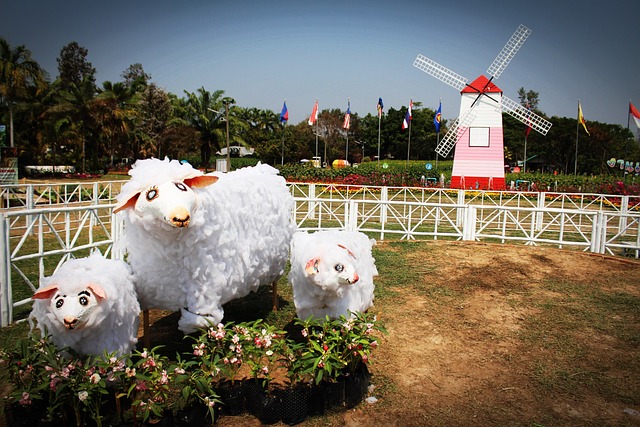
[315,100,319,162]
[345,98,350,163]
[523,134,528,173]
[281,99,286,166]
[406,117,412,166]
[575,100,580,175]
[377,114,381,167]
[628,99,632,130]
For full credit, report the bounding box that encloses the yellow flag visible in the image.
[578,102,590,136]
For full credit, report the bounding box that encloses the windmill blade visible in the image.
[414,54,468,91]
[435,108,478,157]
[486,24,531,79]
[501,96,553,135]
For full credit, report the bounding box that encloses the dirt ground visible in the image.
[142,241,640,427]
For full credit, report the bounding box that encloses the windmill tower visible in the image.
[414,24,552,190]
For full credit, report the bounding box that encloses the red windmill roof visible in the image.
[461,75,502,94]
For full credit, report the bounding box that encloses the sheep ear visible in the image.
[113,192,140,214]
[305,258,320,275]
[184,175,218,189]
[32,284,59,300]
[337,244,356,259]
[87,283,107,300]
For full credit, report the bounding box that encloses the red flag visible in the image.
[343,100,351,130]
[308,100,318,125]
[630,101,640,129]
[402,99,413,130]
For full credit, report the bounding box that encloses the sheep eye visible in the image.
[79,296,89,306]
[55,299,64,309]
[175,182,187,192]
[334,264,344,273]
[145,186,159,201]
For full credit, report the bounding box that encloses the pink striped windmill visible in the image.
[413,24,552,190]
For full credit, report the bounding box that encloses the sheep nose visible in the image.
[171,215,190,228]
[63,317,78,330]
[169,207,191,227]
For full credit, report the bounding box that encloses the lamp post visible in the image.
[222,97,235,172]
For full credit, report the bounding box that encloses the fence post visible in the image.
[619,196,629,235]
[346,200,357,231]
[381,187,388,224]
[27,185,35,234]
[0,213,11,327]
[462,206,476,241]
[456,190,465,228]
[536,192,545,231]
[308,184,316,220]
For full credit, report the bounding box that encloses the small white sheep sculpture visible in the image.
[114,158,295,333]
[289,230,378,321]
[30,252,140,356]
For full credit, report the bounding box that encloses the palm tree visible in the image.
[0,38,48,148]
[97,81,136,165]
[178,87,227,169]
[47,77,98,172]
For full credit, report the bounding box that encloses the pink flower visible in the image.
[19,392,31,406]
[135,380,148,391]
[159,370,169,385]
[49,377,61,391]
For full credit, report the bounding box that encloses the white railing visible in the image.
[0,204,123,327]
[1,182,639,327]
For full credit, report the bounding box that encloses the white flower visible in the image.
[78,391,89,401]
[90,373,101,384]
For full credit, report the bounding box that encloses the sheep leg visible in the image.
[272,281,278,311]
[143,309,150,349]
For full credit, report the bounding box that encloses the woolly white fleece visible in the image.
[289,230,378,320]
[29,252,140,356]
[115,158,295,333]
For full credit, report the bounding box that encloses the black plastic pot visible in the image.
[244,380,282,425]
[216,381,246,416]
[344,362,371,409]
[279,384,310,426]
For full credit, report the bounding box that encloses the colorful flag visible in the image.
[630,101,640,129]
[308,100,318,125]
[434,102,442,133]
[525,102,532,137]
[279,101,288,124]
[578,102,590,136]
[343,99,351,130]
[402,99,413,130]
[377,97,384,118]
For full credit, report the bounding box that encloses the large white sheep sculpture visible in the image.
[30,252,140,356]
[114,158,295,333]
[289,230,378,321]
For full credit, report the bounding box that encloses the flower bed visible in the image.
[2,312,385,426]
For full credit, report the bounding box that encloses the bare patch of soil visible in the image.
[142,241,640,427]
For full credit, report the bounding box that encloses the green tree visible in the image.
[0,38,48,148]
[134,83,172,158]
[57,42,96,90]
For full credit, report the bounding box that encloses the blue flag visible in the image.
[434,102,442,133]
[280,101,289,124]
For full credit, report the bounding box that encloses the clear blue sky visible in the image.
[3,0,639,128]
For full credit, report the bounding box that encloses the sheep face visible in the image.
[114,175,218,229]
[304,244,360,292]
[33,283,107,331]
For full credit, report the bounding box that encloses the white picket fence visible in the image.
[1,181,639,327]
